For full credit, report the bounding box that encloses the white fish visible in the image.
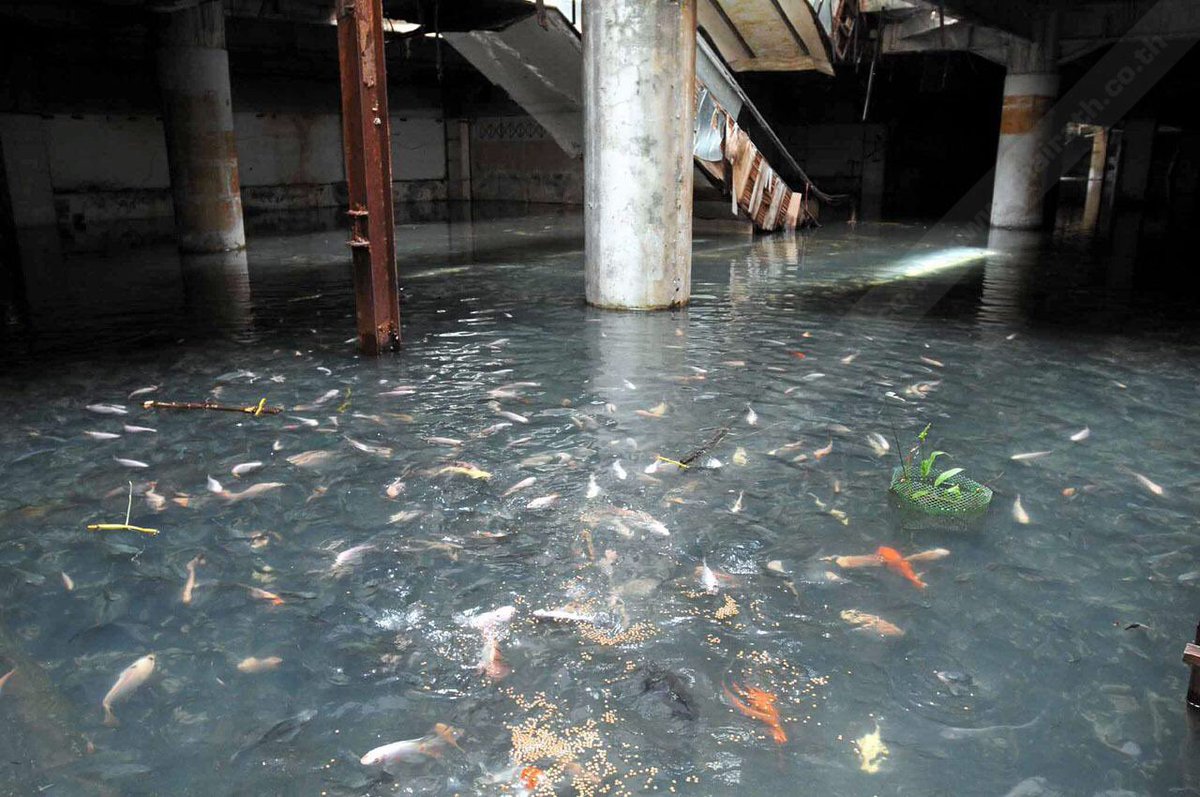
[730,490,744,514]
[206,475,224,494]
[533,607,599,623]
[0,667,15,696]
[745,405,759,426]
[1010,451,1052,462]
[231,461,264,478]
[378,387,416,397]
[732,447,748,466]
[527,493,559,510]
[237,656,283,674]
[612,460,627,480]
[360,727,459,767]
[287,450,334,468]
[425,436,464,447]
[478,422,512,437]
[840,352,858,365]
[345,436,392,458]
[702,457,723,469]
[1013,495,1031,524]
[87,403,128,416]
[102,653,156,726]
[85,431,121,440]
[1070,428,1091,442]
[700,559,720,594]
[287,416,320,427]
[586,474,601,499]
[643,460,659,474]
[296,388,340,409]
[334,544,375,570]
[128,386,158,398]
[388,509,421,524]
[144,483,167,512]
[867,432,890,457]
[623,379,637,390]
[61,571,75,592]
[496,409,529,424]
[502,476,537,498]
[113,457,149,469]
[123,425,157,434]
[465,605,516,634]
[1132,472,1165,497]
[220,482,285,503]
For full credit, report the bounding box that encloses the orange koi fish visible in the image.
[248,586,285,606]
[877,546,926,589]
[521,766,542,790]
[723,682,787,744]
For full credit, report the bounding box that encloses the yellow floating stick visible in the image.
[86,482,160,536]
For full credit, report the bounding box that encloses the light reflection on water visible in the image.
[1,207,1199,795]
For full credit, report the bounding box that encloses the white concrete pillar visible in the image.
[156,0,245,252]
[990,14,1059,229]
[583,0,696,309]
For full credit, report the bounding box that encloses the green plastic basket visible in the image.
[889,465,993,517]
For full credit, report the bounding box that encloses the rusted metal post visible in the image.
[1184,625,1200,709]
[336,0,400,355]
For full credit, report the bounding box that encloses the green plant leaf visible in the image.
[918,423,932,442]
[920,451,947,478]
[909,488,932,499]
[944,484,962,497]
[934,467,964,488]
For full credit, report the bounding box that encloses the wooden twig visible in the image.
[679,425,731,467]
[86,482,159,536]
[142,398,282,416]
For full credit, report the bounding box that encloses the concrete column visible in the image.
[583,0,696,309]
[156,0,245,252]
[1117,118,1156,204]
[1081,128,1108,231]
[990,14,1059,229]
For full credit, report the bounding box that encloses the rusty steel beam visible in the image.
[337,0,400,355]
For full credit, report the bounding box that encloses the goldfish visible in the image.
[360,724,461,767]
[181,554,204,604]
[102,653,155,726]
[0,667,16,696]
[877,546,926,589]
[1012,495,1031,524]
[521,766,542,791]
[502,476,537,498]
[478,636,510,680]
[636,402,668,419]
[854,721,889,773]
[1070,427,1091,442]
[723,682,787,744]
[231,461,264,478]
[437,465,492,481]
[840,609,904,637]
[248,587,284,606]
[237,656,283,674]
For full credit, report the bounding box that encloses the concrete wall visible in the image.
[470,115,583,204]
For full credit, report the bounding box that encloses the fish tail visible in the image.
[102,704,119,727]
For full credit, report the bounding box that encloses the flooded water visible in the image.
[2,205,1199,796]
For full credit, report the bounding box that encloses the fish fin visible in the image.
[102,704,119,727]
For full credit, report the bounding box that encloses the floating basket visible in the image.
[889,465,993,518]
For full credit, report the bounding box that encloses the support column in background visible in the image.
[990,13,1059,230]
[1082,128,1108,231]
[1118,118,1156,204]
[583,0,696,309]
[156,0,245,252]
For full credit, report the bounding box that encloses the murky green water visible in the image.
[1,207,1198,796]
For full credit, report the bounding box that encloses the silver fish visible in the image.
[464,605,516,633]
[333,544,375,570]
[586,474,601,499]
[113,457,149,469]
[231,461,264,478]
[287,450,334,468]
[128,386,159,398]
[85,431,121,440]
[1010,451,1053,462]
[730,490,744,514]
[287,416,319,427]
[123,425,157,434]
[866,432,890,457]
[533,607,599,623]
[612,460,627,480]
[295,388,340,410]
[425,436,464,447]
[345,436,392,458]
[501,476,536,498]
[496,409,529,425]
[1070,427,1091,442]
[1132,472,1165,497]
[527,493,559,510]
[1012,495,1031,524]
[206,475,224,493]
[700,559,720,594]
[220,482,285,503]
[87,403,128,415]
[745,405,759,426]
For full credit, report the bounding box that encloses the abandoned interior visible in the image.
[1,0,1199,794]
